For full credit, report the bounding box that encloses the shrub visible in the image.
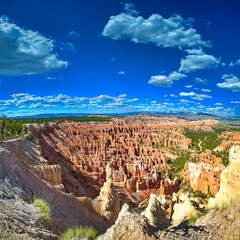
[59,225,98,240]
[28,133,34,140]
[33,198,51,222]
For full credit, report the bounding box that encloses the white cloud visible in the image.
[46,76,56,80]
[231,101,240,104]
[180,99,191,104]
[67,31,80,38]
[195,77,209,85]
[201,88,211,92]
[148,71,187,88]
[102,6,210,49]
[216,74,240,92]
[0,93,139,110]
[170,94,178,97]
[179,53,221,73]
[184,48,204,55]
[185,85,193,88]
[0,16,68,75]
[215,103,223,106]
[117,71,125,75]
[179,91,212,101]
[122,3,139,16]
[229,59,240,67]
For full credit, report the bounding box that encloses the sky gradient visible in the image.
[0,0,240,117]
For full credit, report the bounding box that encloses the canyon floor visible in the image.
[0,115,239,239]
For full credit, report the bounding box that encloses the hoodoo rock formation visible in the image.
[208,145,240,209]
[28,118,218,201]
[92,164,121,223]
[182,150,225,196]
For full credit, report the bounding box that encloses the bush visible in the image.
[28,133,34,140]
[33,198,51,222]
[59,225,98,240]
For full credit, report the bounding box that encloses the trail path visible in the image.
[198,136,207,151]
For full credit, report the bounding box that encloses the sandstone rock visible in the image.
[182,150,224,196]
[97,213,155,240]
[172,193,201,226]
[28,119,197,199]
[141,193,170,228]
[33,164,62,186]
[0,138,110,235]
[208,145,240,209]
[92,164,121,223]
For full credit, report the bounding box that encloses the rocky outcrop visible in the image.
[141,193,170,228]
[92,164,121,223]
[33,165,62,186]
[0,176,58,240]
[182,150,224,196]
[172,193,202,226]
[97,212,156,240]
[208,145,240,209]
[214,131,240,152]
[0,138,110,235]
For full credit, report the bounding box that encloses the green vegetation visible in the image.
[186,212,204,225]
[8,193,13,199]
[184,130,221,152]
[7,205,13,219]
[0,116,111,141]
[168,152,190,178]
[27,133,34,140]
[59,225,98,240]
[33,198,51,222]
[213,150,229,166]
[192,190,204,198]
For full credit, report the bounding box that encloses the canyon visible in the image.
[0,115,239,239]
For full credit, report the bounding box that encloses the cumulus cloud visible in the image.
[102,5,210,49]
[184,48,204,55]
[0,93,138,110]
[195,77,209,85]
[215,103,223,106]
[216,74,240,92]
[179,53,221,73]
[170,94,178,97]
[0,16,68,75]
[148,71,187,88]
[185,85,193,88]
[179,91,212,101]
[231,101,240,104]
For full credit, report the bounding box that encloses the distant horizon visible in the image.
[0,0,239,117]
[8,110,240,119]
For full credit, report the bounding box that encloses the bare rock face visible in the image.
[141,193,170,228]
[182,150,224,196]
[92,164,121,223]
[208,145,240,209]
[33,165,62,186]
[0,138,110,236]
[97,212,155,240]
[172,193,201,226]
[214,131,240,152]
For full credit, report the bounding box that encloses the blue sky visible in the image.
[0,0,240,117]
